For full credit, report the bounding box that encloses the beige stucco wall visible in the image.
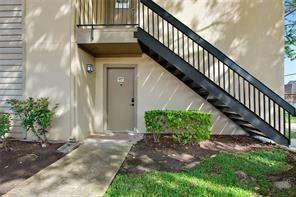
[71,47,96,140]
[155,0,284,96]
[24,0,72,140]
[22,0,284,140]
[24,0,96,141]
[94,56,246,135]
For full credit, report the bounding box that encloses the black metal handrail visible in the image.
[138,0,295,142]
[140,0,295,116]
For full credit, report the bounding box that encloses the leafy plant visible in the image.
[0,112,11,150]
[285,0,296,60]
[7,98,57,147]
[145,110,212,144]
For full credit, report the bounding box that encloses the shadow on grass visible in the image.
[106,149,291,196]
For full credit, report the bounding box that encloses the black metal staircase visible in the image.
[134,0,296,146]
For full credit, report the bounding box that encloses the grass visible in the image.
[106,149,295,197]
[291,132,296,139]
[286,115,296,123]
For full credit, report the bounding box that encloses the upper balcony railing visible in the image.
[77,0,140,27]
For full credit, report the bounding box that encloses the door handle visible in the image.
[130,98,134,106]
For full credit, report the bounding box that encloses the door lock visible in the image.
[130,98,135,106]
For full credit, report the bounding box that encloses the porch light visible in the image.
[87,64,94,73]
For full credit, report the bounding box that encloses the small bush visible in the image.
[145,110,212,144]
[7,98,57,147]
[0,112,11,150]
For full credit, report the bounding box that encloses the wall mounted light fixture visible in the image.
[87,64,94,73]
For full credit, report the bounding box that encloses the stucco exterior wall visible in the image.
[94,56,246,135]
[154,0,284,96]
[24,0,72,140]
[22,0,284,140]
[71,47,96,140]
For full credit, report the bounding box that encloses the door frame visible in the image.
[103,64,137,132]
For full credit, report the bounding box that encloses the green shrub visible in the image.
[7,98,57,147]
[0,112,11,150]
[145,110,212,144]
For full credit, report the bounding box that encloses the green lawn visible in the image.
[291,116,296,123]
[106,149,295,197]
[291,132,296,139]
[286,115,296,123]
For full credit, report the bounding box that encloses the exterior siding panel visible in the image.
[0,0,24,138]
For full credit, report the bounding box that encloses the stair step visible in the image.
[243,127,267,138]
[207,97,219,103]
[172,69,184,77]
[235,120,257,130]
[214,104,229,110]
[188,82,201,90]
[182,76,193,83]
[221,110,241,116]
[197,90,209,97]
[228,115,248,122]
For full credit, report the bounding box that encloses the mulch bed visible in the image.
[119,135,277,174]
[0,140,65,195]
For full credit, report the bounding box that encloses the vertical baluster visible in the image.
[162,18,164,44]
[283,110,286,136]
[138,0,140,25]
[218,61,220,86]
[248,83,251,108]
[126,0,129,24]
[268,98,271,124]
[238,76,241,101]
[152,12,154,37]
[142,4,145,29]
[253,87,256,113]
[167,22,169,48]
[258,92,261,118]
[197,45,200,70]
[192,42,195,67]
[91,0,94,24]
[213,56,215,83]
[111,0,116,24]
[182,34,185,59]
[130,0,133,24]
[233,72,236,98]
[177,30,180,56]
[157,15,160,40]
[147,8,150,33]
[79,0,81,25]
[263,95,266,121]
[203,49,205,75]
[96,0,99,24]
[172,26,174,52]
[273,102,276,128]
[223,64,226,89]
[208,52,210,78]
[187,37,190,63]
[243,79,246,105]
[121,0,124,24]
[228,68,230,93]
[278,105,281,132]
[88,0,90,24]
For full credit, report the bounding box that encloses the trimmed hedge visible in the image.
[145,110,212,144]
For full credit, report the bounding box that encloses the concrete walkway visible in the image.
[6,133,142,197]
